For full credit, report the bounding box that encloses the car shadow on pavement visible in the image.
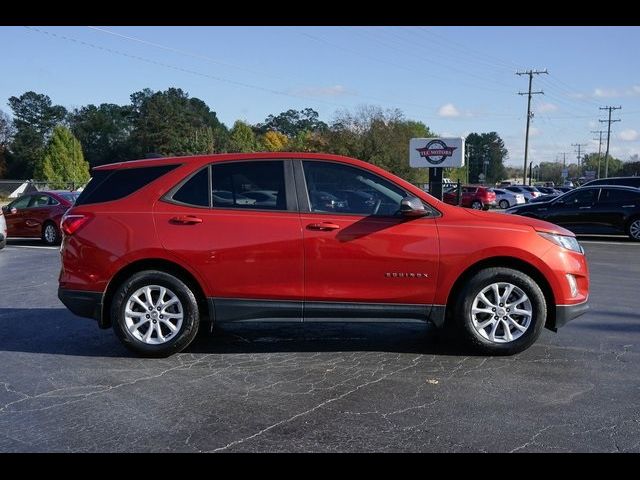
[0,308,479,358]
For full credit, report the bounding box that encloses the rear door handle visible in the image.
[578,206,592,209]
[306,222,340,231]
[170,216,203,225]
[622,205,635,208]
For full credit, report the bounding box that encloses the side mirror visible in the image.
[400,196,429,217]
[10,207,17,215]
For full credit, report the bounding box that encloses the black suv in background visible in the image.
[581,176,640,188]
[506,185,640,241]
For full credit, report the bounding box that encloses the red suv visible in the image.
[443,185,497,210]
[2,190,79,245]
[58,153,589,357]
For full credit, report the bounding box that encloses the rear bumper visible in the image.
[552,300,589,330]
[58,288,106,327]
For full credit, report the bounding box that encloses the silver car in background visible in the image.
[504,185,543,203]
[491,188,526,209]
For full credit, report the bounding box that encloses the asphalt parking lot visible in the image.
[0,237,638,452]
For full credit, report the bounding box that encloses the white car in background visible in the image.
[490,188,526,209]
[0,208,6,250]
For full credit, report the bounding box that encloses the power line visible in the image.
[599,106,622,178]
[571,143,587,174]
[517,69,548,184]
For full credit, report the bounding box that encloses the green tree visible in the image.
[228,120,258,152]
[621,157,640,176]
[256,108,328,137]
[34,126,90,188]
[7,91,67,178]
[0,110,14,179]
[129,87,227,157]
[465,132,508,184]
[260,130,289,151]
[68,103,134,167]
[582,152,623,178]
[320,106,433,185]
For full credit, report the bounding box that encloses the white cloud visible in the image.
[618,129,639,142]
[291,85,350,97]
[594,87,621,98]
[628,85,640,95]
[437,103,461,118]
[537,102,558,113]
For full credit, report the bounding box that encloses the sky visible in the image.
[1,25,639,167]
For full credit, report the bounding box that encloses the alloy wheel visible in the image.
[124,285,184,345]
[470,282,532,343]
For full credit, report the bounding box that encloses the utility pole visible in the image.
[561,152,567,168]
[517,69,547,185]
[591,130,606,178]
[599,106,622,178]
[571,143,587,176]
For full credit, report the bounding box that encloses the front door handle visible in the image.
[578,206,592,210]
[306,222,340,231]
[170,216,203,225]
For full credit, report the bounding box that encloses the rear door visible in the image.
[591,188,640,233]
[22,194,53,237]
[154,160,305,321]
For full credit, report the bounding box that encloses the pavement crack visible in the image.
[208,355,423,452]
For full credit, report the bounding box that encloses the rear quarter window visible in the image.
[75,164,180,206]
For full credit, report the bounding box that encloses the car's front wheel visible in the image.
[627,217,640,242]
[451,267,547,355]
[111,270,200,357]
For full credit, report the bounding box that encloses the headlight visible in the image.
[538,232,584,253]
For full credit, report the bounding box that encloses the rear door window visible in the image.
[211,161,288,211]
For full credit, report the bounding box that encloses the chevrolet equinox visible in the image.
[58,153,589,357]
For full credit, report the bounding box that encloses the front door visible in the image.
[154,160,304,321]
[542,188,599,233]
[298,160,439,318]
[3,195,32,237]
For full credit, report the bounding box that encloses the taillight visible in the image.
[61,213,91,236]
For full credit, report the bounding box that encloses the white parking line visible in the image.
[6,245,59,250]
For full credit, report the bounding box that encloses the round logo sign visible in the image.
[415,140,457,165]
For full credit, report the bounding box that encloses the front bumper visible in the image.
[551,300,589,330]
[58,288,106,327]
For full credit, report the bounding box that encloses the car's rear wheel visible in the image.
[627,217,640,242]
[451,267,546,355]
[499,199,510,209]
[111,270,200,357]
[42,221,61,246]
[471,200,483,210]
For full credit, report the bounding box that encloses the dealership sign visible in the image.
[410,137,465,168]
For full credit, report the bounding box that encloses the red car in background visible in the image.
[443,185,497,210]
[1,191,79,245]
[57,153,589,358]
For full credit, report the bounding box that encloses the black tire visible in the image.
[626,217,640,242]
[471,200,483,210]
[111,270,200,357]
[499,200,510,209]
[41,221,61,246]
[450,267,547,355]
